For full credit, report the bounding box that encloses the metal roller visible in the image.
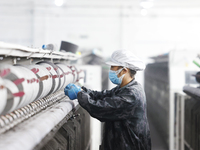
[0,90,66,134]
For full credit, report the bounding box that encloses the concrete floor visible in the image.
[148,117,168,150]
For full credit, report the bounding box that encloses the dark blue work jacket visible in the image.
[77,79,151,150]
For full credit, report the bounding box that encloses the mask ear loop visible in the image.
[116,67,127,75]
[116,67,127,81]
[118,67,127,84]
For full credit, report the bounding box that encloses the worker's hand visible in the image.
[64,83,81,100]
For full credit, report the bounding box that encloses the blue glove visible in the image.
[64,83,81,100]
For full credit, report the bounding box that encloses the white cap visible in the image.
[105,50,145,71]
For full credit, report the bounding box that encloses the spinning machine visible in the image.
[0,42,90,150]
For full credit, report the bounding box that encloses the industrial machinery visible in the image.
[174,56,200,150]
[145,50,199,150]
[0,41,91,150]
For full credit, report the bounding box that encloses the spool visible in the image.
[0,77,7,115]
[0,65,27,109]
[67,65,78,83]
[15,65,39,105]
[55,65,65,90]
[75,66,85,86]
[2,79,21,115]
[37,61,60,94]
[55,63,74,88]
[26,65,52,100]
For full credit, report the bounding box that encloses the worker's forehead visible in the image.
[110,66,119,68]
[110,66,123,70]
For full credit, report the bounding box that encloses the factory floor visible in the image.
[148,116,168,150]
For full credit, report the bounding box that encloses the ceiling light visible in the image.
[55,0,64,7]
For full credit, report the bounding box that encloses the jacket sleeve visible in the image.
[77,89,138,122]
[81,86,114,100]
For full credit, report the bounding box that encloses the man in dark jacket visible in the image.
[64,50,151,150]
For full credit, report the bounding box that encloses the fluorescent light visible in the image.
[55,0,64,7]
[140,1,154,9]
[141,9,148,16]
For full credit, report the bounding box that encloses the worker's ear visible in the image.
[122,68,128,74]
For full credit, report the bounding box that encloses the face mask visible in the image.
[109,67,126,85]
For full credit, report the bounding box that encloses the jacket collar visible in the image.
[118,78,137,90]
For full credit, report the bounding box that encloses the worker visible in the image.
[64,50,151,150]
